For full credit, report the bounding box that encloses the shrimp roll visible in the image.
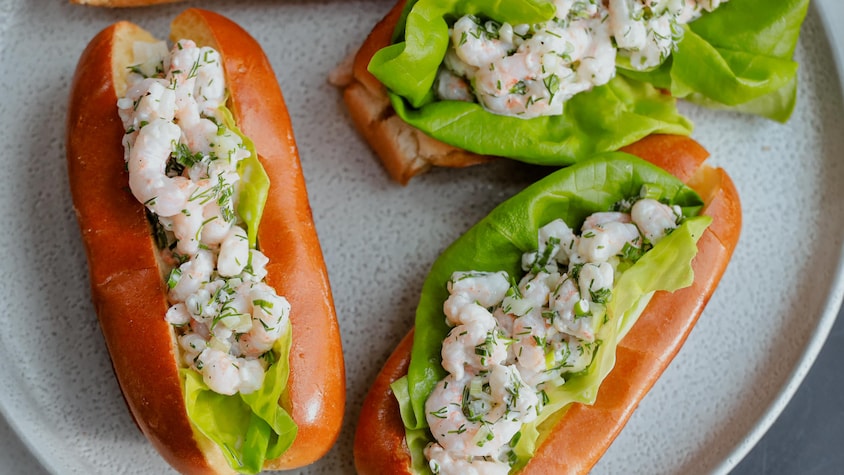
[354,134,742,474]
[66,9,344,474]
[332,0,808,183]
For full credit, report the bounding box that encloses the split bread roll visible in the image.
[354,134,742,474]
[334,0,806,185]
[66,9,344,474]
[332,0,492,185]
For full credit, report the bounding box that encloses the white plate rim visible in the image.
[0,0,841,473]
[711,0,844,471]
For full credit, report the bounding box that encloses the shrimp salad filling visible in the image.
[117,39,289,397]
[437,0,729,118]
[424,189,683,474]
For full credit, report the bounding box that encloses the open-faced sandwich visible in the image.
[334,0,808,183]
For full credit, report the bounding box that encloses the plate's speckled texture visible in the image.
[0,0,842,474]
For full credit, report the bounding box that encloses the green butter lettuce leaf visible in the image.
[369,0,809,164]
[369,0,691,165]
[611,215,710,340]
[182,327,297,474]
[686,75,798,123]
[688,0,807,59]
[388,75,692,165]
[619,0,809,122]
[397,154,708,472]
[219,106,270,249]
[391,376,437,474]
[370,0,555,108]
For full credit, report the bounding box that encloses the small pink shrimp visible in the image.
[425,369,533,459]
[237,285,291,358]
[631,198,679,244]
[196,348,240,396]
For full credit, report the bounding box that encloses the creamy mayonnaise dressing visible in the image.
[117,39,290,396]
[424,193,682,474]
[437,0,729,118]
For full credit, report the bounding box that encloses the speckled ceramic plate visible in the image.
[1,0,843,474]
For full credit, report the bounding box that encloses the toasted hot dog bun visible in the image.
[332,0,493,185]
[353,134,741,474]
[66,9,345,473]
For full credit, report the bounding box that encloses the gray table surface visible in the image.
[3,1,842,474]
[733,310,844,475]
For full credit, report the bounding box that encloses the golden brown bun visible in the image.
[353,134,742,474]
[333,0,494,184]
[66,8,344,473]
[354,330,416,474]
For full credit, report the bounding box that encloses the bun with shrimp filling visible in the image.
[66,9,344,474]
[353,134,741,474]
[333,0,808,184]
